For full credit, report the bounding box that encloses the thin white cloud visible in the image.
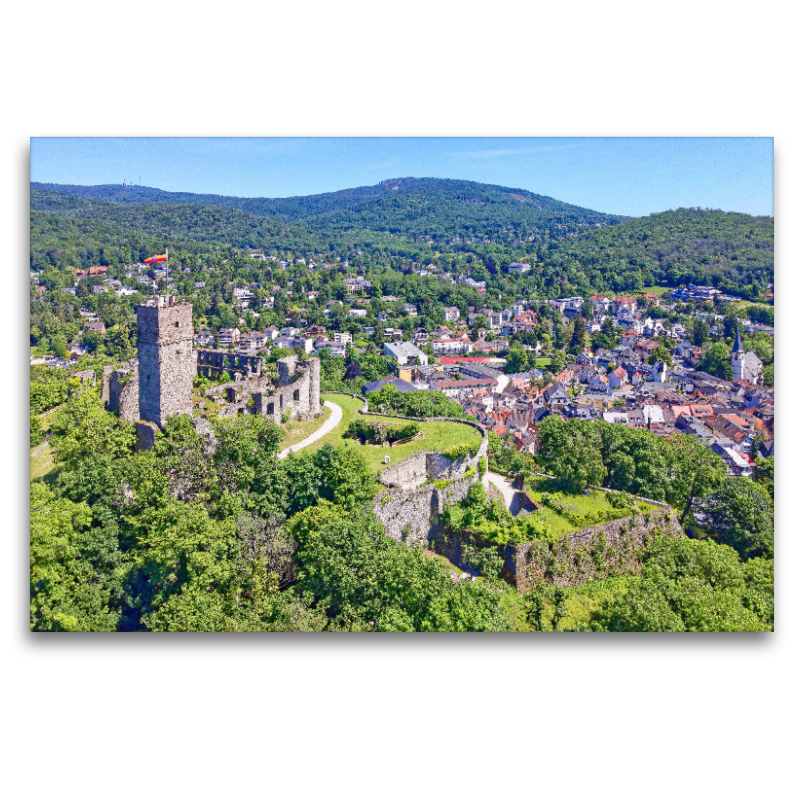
[444,143,576,160]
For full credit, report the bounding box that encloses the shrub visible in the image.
[346,420,420,444]
[443,442,480,462]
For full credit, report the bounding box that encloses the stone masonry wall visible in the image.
[374,484,438,545]
[436,506,685,591]
[210,357,322,423]
[135,420,158,452]
[373,472,478,546]
[109,368,140,422]
[507,507,684,591]
[136,299,196,428]
[196,349,263,380]
[380,452,429,490]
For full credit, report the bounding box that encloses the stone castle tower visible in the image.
[136,296,196,427]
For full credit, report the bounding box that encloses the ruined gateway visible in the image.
[102,296,321,448]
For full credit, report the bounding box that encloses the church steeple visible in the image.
[733,324,744,356]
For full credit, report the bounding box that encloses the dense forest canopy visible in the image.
[30,179,773,295]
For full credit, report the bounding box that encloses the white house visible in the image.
[383,341,429,367]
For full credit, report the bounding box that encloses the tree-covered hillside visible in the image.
[32,177,626,244]
[543,208,774,294]
[31,181,773,295]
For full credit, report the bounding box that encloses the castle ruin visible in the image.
[103,296,321,448]
[137,296,195,427]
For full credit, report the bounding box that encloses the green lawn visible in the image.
[316,393,482,473]
[729,300,773,313]
[534,358,552,368]
[524,477,650,537]
[30,443,58,483]
[280,404,331,450]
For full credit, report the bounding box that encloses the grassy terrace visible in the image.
[280,403,332,450]
[30,443,57,482]
[312,393,482,474]
[523,477,652,537]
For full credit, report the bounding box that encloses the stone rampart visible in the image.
[373,472,478,546]
[508,506,684,591]
[380,451,429,490]
[374,483,438,545]
[436,506,684,591]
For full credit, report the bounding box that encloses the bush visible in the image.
[30,412,43,448]
[346,419,420,444]
[443,442,480,462]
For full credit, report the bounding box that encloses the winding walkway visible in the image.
[278,400,343,459]
[483,470,526,515]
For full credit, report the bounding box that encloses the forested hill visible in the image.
[30,190,333,269]
[543,208,774,295]
[31,177,627,242]
[30,182,773,294]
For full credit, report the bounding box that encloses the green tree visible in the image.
[698,341,733,380]
[30,482,122,631]
[504,344,530,374]
[594,537,770,632]
[695,478,774,559]
[536,417,607,492]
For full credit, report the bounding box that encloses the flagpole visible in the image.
[165,246,169,303]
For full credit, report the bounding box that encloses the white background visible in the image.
[3,3,796,798]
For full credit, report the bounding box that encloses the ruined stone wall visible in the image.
[136,299,195,428]
[100,366,114,404]
[374,484,438,545]
[435,506,685,591]
[508,507,684,591]
[196,349,263,380]
[207,357,322,424]
[372,447,481,545]
[373,472,478,546]
[135,420,158,452]
[380,452,429,490]
[108,368,140,422]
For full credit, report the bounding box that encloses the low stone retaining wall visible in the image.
[373,471,477,546]
[436,505,684,591]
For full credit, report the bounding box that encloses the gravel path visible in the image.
[277,400,343,460]
[483,470,516,510]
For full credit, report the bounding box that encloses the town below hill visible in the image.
[29,178,775,633]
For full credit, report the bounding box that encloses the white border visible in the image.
[4,4,796,797]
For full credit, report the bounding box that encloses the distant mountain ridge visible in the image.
[31,177,627,240]
[30,178,773,295]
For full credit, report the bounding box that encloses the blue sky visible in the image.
[30,137,773,218]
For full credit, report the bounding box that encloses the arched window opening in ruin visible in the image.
[293,389,300,401]
[267,403,274,415]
